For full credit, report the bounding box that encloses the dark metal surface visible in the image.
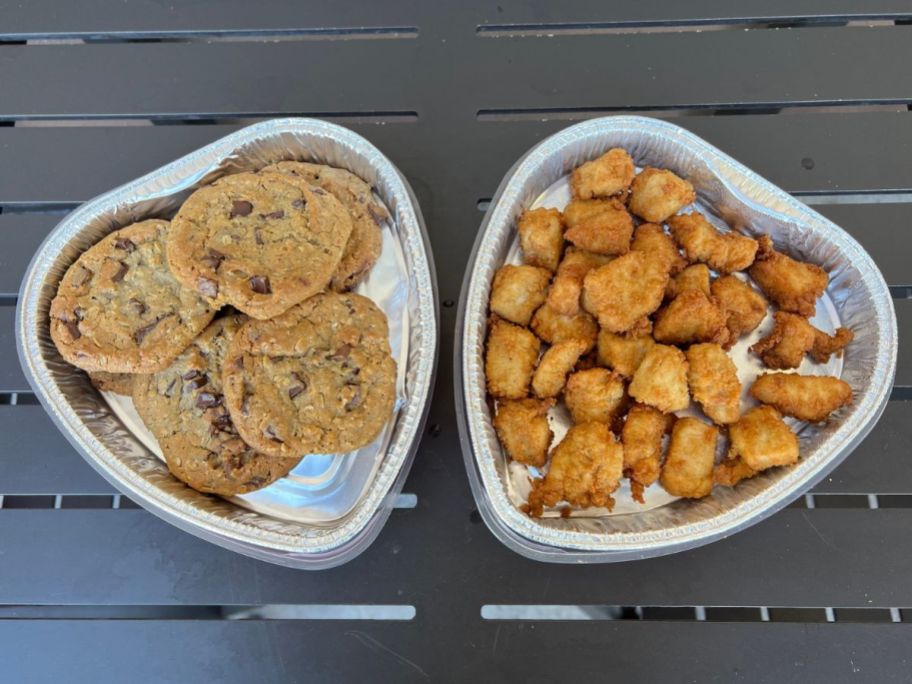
[0,2,910,681]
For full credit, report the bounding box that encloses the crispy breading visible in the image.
[564,368,626,425]
[532,338,590,398]
[750,372,852,423]
[530,301,598,353]
[751,311,854,370]
[716,405,799,486]
[713,456,757,487]
[527,422,624,516]
[665,263,711,300]
[485,318,541,399]
[628,167,696,223]
[622,403,674,503]
[630,222,687,275]
[563,199,634,256]
[570,148,635,200]
[653,290,729,346]
[545,247,613,316]
[711,274,768,347]
[748,235,828,317]
[517,207,564,272]
[581,251,670,333]
[596,328,656,379]
[660,417,718,499]
[489,264,552,326]
[628,344,690,413]
[667,211,758,273]
[493,398,556,467]
[686,343,741,425]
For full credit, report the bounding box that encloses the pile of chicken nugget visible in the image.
[484,148,855,518]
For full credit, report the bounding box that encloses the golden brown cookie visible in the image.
[88,371,134,396]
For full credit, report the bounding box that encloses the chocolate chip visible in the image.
[291,199,305,209]
[331,344,352,361]
[288,385,305,399]
[246,476,266,487]
[111,261,129,283]
[264,425,284,443]
[128,298,146,315]
[164,378,177,397]
[197,276,219,298]
[134,320,160,344]
[249,275,271,294]
[184,374,208,390]
[71,266,93,287]
[259,210,284,220]
[311,187,326,196]
[181,369,200,381]
[292,371,308,387]
[233,356,245,370]
[200,249,225,271]
[211,412,234,433]
[229,200,253,218]
[62,317,81,340]
[114,237,136,252]
[195,392,221,409]
[345,388,362,411]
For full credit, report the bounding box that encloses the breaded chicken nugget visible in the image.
[563,199,634,256]
[622,403,674,503]
[630,222,687,275]
[532,338,590,398]
[748,235,828,317]
[530,301,598,352]
[597,328,656,379]
[489,264,552,326]
[545,247,613,316]
[518,207,564,272]
[527,422,624,516]
[628,167,696,223]
[660,417,718,499]
[751,311,853,370]
[713,456,757,488]
[711,275,768,347]
[564,368,626,425]
[629,344,690,413]
[485,318,541,399]
[665,263,711,300]
[581,251,670,333]
[667,211,758,273]
[715,405,799,486]
[570,148,635,200]
[494,398,555,467]
[750,372,852,423]
[653,290,729,346]
[686,343,741,425]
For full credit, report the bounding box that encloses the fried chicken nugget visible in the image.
[545,247,613,316]
[518,207,564,272]
[653,290,729,346]
[493,398,555,468]
[665,263,711,300]
[485,318,541,399]
[597,327,656,379]
[629,344,690,413]
[660,417,718,499]
[570,148,635,200]
[564,368,626,425]
[532,338,590,398]
[581,251,670,333]
[750,311,853,370]
[527,422,624,516]
[563,199,634,256]
[667,211,758,273]
[750,372,852,423]
[711,274,768,347]
[628,167,696,223]
[489,264,552,326]
[630,222,687,275]
[622,403,674,503]
[714,405,799,486]
[748,235,828,317]
[686,343,741,425]
[530,301,598,352]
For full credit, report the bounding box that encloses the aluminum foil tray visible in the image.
[17,119,438,569]
[457,116,897,563]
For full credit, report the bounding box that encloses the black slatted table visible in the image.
[1,2,911,681]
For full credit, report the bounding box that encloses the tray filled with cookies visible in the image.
[17,119,437,569]
[457,116,897,563]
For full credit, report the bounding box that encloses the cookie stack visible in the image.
[49,163,398,497]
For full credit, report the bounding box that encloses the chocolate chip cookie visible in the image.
[50,219,216,373]
[262,161,386,291]
[223,292,397,458]
[132,315,302,496]
[168,172,353,320]
[88,371,134,396]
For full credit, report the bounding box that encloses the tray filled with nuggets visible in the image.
[457,116,896,562]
